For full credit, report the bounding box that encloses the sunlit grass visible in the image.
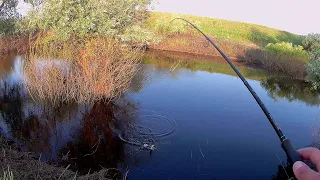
[146,12,303,46]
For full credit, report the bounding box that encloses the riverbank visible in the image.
[0,137,117,180]
[145,12,309,79]
[147,37,307,79]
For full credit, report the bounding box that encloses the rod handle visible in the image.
[281,139,302,165]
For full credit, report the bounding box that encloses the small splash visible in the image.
[117,110,177,150]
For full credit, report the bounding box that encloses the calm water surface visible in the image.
[0,52,320,179]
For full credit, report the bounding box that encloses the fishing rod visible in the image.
[171,18,301,165]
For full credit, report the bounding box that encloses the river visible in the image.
[0,51,319,179]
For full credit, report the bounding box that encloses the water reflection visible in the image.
[0,80,139,175]
[261,77,320,106]
[1,53,320,179]
[0,55,15,78]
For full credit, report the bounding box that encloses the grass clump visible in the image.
[23,37,142,105]
[0,167,14,180]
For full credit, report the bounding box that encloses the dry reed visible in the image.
[23,37,142,105]
[240,48,307,79]
[0,36,29,56]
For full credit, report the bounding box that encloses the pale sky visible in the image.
[153,0,319,35]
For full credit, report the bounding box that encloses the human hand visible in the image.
[293,148,320,180]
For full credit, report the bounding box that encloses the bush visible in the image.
[264,42,309,62]
[307,57,320,88]
[305,34,320,88]
[242,48,307,79]
[303,34,320,57]
[23,37,142,105]
[0,0,20,36]
[25,0,154,43]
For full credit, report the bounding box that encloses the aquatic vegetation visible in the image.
[23,37,142,105]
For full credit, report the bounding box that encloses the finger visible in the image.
[293,161,320,180]
[298,148,320,171]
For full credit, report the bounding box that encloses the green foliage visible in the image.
[25,0,155,42]
[146,12,304,46]
[303,34,320,56]
[264,42,309,62]
[303,34,320,59]
[0,0,20,36]
[304,34,320,87]
[307,57,320,89]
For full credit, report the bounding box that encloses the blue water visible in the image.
[0,54,319,179]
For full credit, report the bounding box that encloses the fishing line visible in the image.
[170,18,301,166]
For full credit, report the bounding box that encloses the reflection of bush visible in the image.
[23,38,142,105]
[261,77,320,106]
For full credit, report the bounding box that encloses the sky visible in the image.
[152,0,319,35]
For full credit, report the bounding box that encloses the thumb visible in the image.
[293,161,320,180]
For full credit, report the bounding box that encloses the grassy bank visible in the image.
[145,12,309,79]
[146,12,303,46]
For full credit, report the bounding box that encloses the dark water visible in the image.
[1,53,320,179]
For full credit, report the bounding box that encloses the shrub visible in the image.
[23,37,142,105]
[241,48,307,79]
[0,0,20,36]
[25,0,154,43]
[307,57,320,89]
[264,42,309,62]
[303,33,320,57]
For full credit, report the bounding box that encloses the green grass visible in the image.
[263,42,310,62]
[145,12,304,46]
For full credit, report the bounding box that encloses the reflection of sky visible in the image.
[0,117,12,137]
[20,102,87,161]
[5,56,24,85]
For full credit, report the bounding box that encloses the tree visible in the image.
[303,33,320,59]
[0,0,20,36]
[26,0,154,42]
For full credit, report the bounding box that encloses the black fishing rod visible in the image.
[171,18,301,165]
